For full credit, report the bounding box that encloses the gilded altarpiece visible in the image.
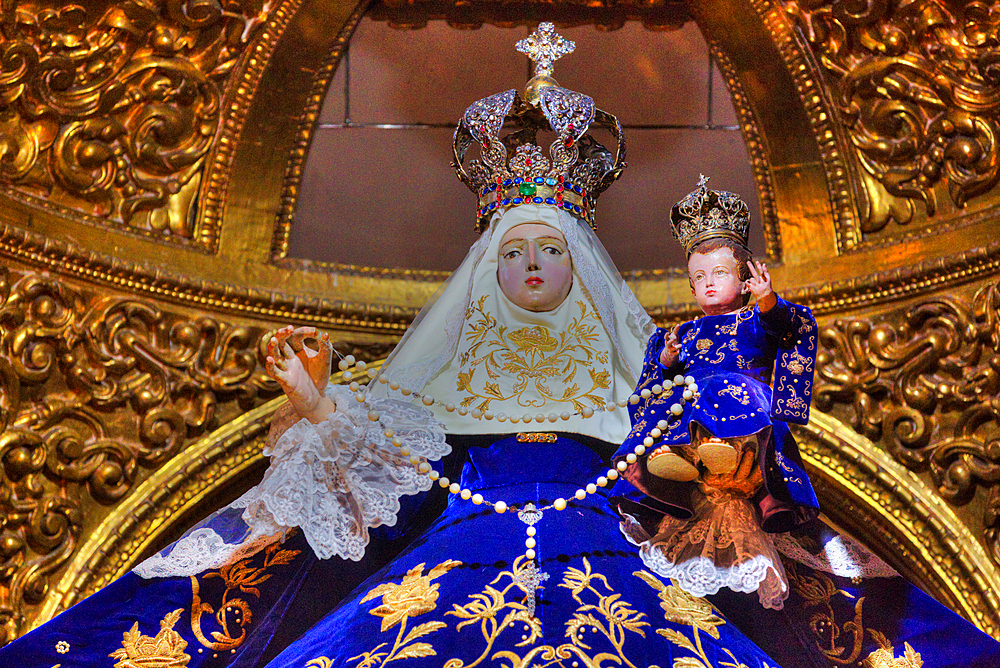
[0,0,999,650]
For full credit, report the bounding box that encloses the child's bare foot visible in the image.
[646,446,699,481]
[696,438,740,475]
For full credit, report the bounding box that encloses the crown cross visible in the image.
[516,23,575,77]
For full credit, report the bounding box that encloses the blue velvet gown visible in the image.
[3,435,999,667]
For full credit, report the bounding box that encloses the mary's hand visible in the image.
[266,327,336,423]
[659,326,680,367]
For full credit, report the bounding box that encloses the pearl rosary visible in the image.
[330,353,701,568]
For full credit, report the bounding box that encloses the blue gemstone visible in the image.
[514,177,523,184]
[546,178,557,186]
[573,204,581,213]
[574,185,582,194]
[531,197,541,204]
[513,197,523,204]
[563,202,572,209]
[545,197,555,205]
[502,198,512,205]
[534,177,544,185]
[489,202,497,210]
[503,179,513,187]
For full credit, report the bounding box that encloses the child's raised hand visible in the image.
[266,326,335,421]
[659,326,681,367]
[746,260,776,311]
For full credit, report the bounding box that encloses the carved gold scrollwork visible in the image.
[0,1,270,244]
[785,0,1000,232]
[0,261,282,644]
[815,276,1000,559]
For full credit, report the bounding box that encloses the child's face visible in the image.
[688,247,746,315]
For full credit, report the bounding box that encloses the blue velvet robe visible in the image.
[3,435,999,667]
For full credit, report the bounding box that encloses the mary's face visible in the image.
[497,223,573,312]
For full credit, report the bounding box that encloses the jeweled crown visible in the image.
[452,23,626,232]
[670,175,751,256]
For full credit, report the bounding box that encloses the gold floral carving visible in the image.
[0,1,270,245]
[863,634,923,668]
[814,276,1000,564]
[784,0,1000,233]
[110,608,191,668]
[191,537,302,651]
[457,298,611,413]
[0,262,281,644]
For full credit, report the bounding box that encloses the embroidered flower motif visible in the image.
[361,560,461,632]
[696,338,713,351]
[109,608,190,668]
[509,325,559,353]
[55,640,70,654]
[633,570,724,639]
[863,634,923,668]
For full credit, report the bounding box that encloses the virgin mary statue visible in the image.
[3,23,1000,668]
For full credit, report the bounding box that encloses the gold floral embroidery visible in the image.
[718,384,750,405]
[347,560,462,667]
[457,297,611,413]
[516,432,557,443]
[696,339,713,352]
[863,631,923,668]
[189,538,301,652]
[110,608,190,668]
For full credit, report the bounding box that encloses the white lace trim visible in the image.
[618,494,788,610]
[134,385,449,578]
[772,532,898,579]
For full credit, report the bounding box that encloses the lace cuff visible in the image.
[772,531,898,579]
[134,385,449,578]
[620,491,788,610]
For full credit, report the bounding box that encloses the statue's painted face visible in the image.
[688,246,747,315]
[497,223,573,312]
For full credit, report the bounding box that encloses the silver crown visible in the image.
[670,175,751,256]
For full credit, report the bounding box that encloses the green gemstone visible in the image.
[518,183,536,197]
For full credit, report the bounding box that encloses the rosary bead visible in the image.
[526,548,536,560]
[685,375,695,385]
[409,455,420,465]
[605,402,616,411]
[355,392,367,403]
[497,413,508,422]
[548,413,559,422]
[368,368,379,379]
[428,469,439,480]
[690,383,699,393]
[418,462,431,473]
[384,428,394,438]
[510,415,521,424]
[343,371,354,381]
[449,483,461,494]
[445,403,456,412]
[575,489,586,500]
[561,411,572,421]
[400,387,412,396]
[368,410,380,422]
[553,498,567,511]
[683,389,694,400]
[344,355,356,366]
[389,381,400,390]
[378,374,388,383]
[581,406,594,418]
[640,388,651,399]
[670,403,683,415]
[634,445,646,456]
[458,406,469,416]
[596,476,608,487]
[460,488,472,500]
[349,381,360,392]
[643,436,654,447]
[338,359,350,371]
[422,395,435,406]
[439,476,450,487]
[495,501,508,513]
[399,445,411,456]
[626,453,637,464]
[484,411,494,420]
[657,420,669,430]
[629,394,640,405]
[617,399,628,408]
[471,409,483,419]
[616,461,628,472]
[607,468,619,480]
[586,483,597,494]
[649,428,661,438]
[535,413,546,423]
[391,436,403,447]
[525,537,536,549]
[652,384,663,394]
[472,493,484,505]
[356,361,367,371]
[526,526,536,536]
